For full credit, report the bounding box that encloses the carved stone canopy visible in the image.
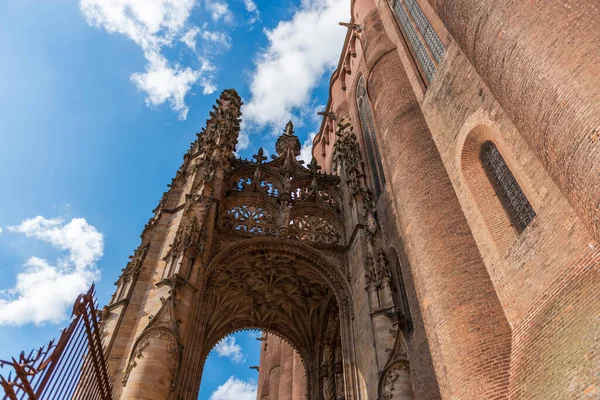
[219,120,345,246]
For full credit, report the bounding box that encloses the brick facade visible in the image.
[311,0,599,398]
[99,0,599,399]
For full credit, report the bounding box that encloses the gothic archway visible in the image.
[177,237,355,400]
[110,94,365,400]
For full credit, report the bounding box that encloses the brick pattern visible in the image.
[314,0,599,398]
[367,46,512,399]
[427,0,600,243]
[509,246,600,399]
[461,125,519,254]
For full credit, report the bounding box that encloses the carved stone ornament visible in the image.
[379,325,411,399]
[218,119,344,248]
[335,372,345,400]
[365,249,392,290]
[204,238,354,319]
[381,361,410,400]
[123,241,151,277]
[323,376,335,400]
[164,217,200,262]
[122,295,182,391]
[122,330,180,390]
[332,118,362,172]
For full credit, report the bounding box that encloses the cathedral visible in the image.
[97,0,599,399]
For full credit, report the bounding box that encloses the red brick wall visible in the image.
[425,0,600,243]
[314,0,600,398]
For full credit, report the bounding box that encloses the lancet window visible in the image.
[389,0,445,83]
[481,142,536,233]
[357,77,386,197]
[393,251,414,336]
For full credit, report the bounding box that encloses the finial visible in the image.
[252,147,267,164]
[275,120,301,157]
[339,22,362,33]
[285,120,294,136]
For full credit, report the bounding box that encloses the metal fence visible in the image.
[0,285,113,400]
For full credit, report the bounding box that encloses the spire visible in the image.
[196,88,243,157]
[275,120,301,157]
[284,120,294,136]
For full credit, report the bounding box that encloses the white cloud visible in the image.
[131,51,203,119]
[80,0,219,119]
[1,217,104,326]
[237,131,250,151]
[0,227,3,236]
[242,0,260,23]
[181,25,231,52]
[214,336,246,363]
[299,132,317,164]
[242,0,257,13]
[209,376,257,400]
[243,0,349,127]
[201,30,231,48]
[181,26,201,51]
[206,1,233,22]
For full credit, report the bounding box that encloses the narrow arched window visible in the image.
[357,77,386,197]
[389,0,445,84]
[391,250,413,336]
[481,142,535,233]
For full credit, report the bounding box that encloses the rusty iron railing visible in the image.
[0,285,113,400]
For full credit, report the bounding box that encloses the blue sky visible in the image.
[0,0,348,398]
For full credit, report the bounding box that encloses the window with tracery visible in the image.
[291,186,340,211]
[357,77,386,198]
[481,142,536,233]
[389,0,445,84]
[232,176,279,197]
[222,205,276,234]
[289,215,338,245]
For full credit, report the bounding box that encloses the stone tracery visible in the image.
[216,120,345,247]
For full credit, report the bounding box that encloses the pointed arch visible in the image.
[460,124,536,253]
[177,237,359,399]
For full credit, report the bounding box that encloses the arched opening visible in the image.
[197,330,263,400]
[197,329,308,400]
[179,238,356,400]
[480,141,535,233]
[461,125,536,254]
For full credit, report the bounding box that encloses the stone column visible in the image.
[425,0,600,241]
[359,8,512,399]
[278,340,294,399]
[292,351,307,400]
[268,336,282,399]
[256,336,269,400]
[120,331,178,400]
